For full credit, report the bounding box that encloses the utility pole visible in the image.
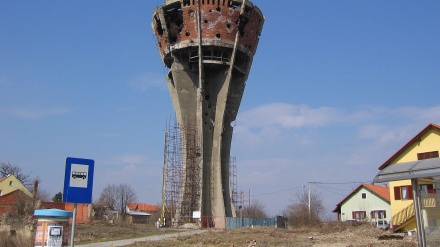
[248,190,251,218]
[308,182,317,218]
[308,182,311,218]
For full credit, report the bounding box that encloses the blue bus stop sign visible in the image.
[63,157,94,204]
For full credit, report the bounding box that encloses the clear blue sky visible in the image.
[1,1,439,217]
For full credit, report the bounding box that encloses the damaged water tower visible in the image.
[152,0,264,228]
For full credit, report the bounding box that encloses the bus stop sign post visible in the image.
[63,157,95,247]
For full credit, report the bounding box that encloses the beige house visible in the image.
[0,174,32,198]
[0,174,33,215]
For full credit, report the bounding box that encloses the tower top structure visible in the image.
[153,0,264,75]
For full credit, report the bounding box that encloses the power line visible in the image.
[252,185,305,197]
[239,181,375,200]
[312,184,347,197]
[312,184,353,192]
[309,181,373,185]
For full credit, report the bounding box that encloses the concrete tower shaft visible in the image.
[152,0,264,227]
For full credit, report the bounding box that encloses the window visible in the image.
[0,190,2,196]
[361,193,367,199]
[371,210,386,219]
[9,181,13,186]
[402,186,410,199]
[394,185,413,200]
[394,184,435,200]
[417,151,439,160]
[352,211,366,220]
[420,184,435,194]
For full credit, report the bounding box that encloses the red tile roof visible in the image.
[127,202,160,212]
[378,123,440,170]
[363,184,390,202]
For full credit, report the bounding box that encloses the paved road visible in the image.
[76,230,207,247]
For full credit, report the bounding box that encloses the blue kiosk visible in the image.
[34,209,73,247]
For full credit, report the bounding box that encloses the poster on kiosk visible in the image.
[35,224,65,247]
[47,225,63,247]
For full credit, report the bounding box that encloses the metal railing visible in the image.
[392,203,415,229]
[421,192,440,208]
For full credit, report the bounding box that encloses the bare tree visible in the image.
[32,178,51,202]
[97,183,118,210]
[2,190,34,228]
[243,199,268,218]
[97,183,137,221]
[284,189,325,227]
[36,188,51,202]
[116,183,137,220]
[0,162,31,186]
[14,190,33,216]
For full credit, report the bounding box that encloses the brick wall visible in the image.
[40,202,91,224]
[0,190,32,215]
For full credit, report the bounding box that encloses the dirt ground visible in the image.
[75,222,181,244]
[76,222,418,247]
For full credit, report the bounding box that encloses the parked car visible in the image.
[376,220,389,230]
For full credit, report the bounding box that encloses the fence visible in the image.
[198,216,278,230]
[226,217,276,229]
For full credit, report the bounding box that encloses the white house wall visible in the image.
[340,187,391,222]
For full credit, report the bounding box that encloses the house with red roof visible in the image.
[125,202,160,224]
[376,123,440,232]
[333,184,391,225]
[0,174,32,198]
[127,202,160,214]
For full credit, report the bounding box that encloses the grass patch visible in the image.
[75,222,183,245]
[0,230,33,247]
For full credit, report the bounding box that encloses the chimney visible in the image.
[33,179,39,209]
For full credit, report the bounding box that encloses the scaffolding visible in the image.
[161,120,183,226]
[161,120,240,226]
[230,157,238,213]
[178,121,202,224]
[161,119,203,226]
[236,190,251,217]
